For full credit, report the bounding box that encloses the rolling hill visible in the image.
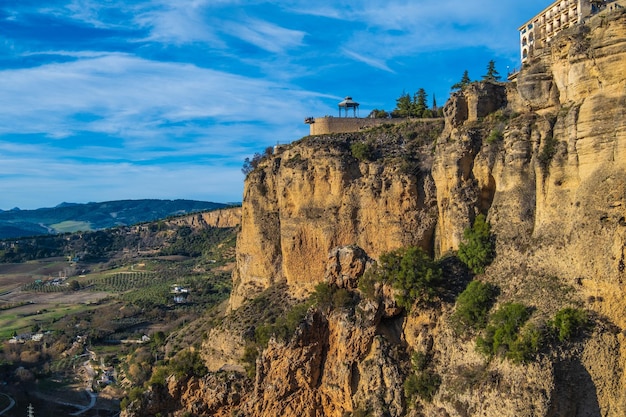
[0,199,233,239]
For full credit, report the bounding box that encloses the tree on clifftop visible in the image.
[451,70,471,90]
[394,91,413,118]
[393,89,431,118]
[413,88,428,118]
[482,60,501,82]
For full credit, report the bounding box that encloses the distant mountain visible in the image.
[0,199,233,239]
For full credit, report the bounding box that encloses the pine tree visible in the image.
[451,70,471,90]
[413,88,428,118]
[482,60,501,81]
[394,91,413,118]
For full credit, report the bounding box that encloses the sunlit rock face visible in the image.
[123,11,626,417]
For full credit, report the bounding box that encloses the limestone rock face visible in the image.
[230,133,439,308]
[165,206,241,229]
[246,304,405,417]
[324,245,372,290]
[122,373,251,417]
[226,11,626,417]
[125,10,626,417]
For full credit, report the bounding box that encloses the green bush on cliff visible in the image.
[169,350,208,379]
[549,307,588,342]
[311,282,357,311]
[476,303,540,363]
[359,246,442,310]
[351,141,374,161]
[254,302,310,347]
[404,370,441,403]
[451,280,498,334]
[458,214,495,274]
[487,128,503,143]
[538,133,558,169]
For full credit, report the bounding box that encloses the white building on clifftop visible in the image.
[518,0,606,62]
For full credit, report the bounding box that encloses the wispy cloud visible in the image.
[133,1,222,45]
[222,18,306,54]
[342,49,395,73]
[0,53,313,139]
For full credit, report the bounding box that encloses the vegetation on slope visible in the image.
[0,212,237,416]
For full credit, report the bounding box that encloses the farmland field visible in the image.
[0,258,70,292]
[50,220,92,233]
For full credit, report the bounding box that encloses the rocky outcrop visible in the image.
[125,372,251,417]
[324,245,373,290]
[231,10,625,417]
[165,206,241,229]
[124,10,626,417]
[230,128,441,308]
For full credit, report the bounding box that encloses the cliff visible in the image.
[124,9,626,417]
[165,206,241,229]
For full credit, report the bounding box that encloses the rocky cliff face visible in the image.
[230,123,442,309]
[124,10,626,417]
[165,206,241,229]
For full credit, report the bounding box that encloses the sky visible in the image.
[0,0,549,210]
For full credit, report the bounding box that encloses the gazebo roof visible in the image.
[338,96,359,108]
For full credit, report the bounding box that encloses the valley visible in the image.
[0,208,240,417]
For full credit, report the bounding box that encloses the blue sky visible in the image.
[0,0,548,210]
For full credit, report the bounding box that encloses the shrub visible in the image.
[393,247,442,308]
[411,351,430,372]
[351,141,374,161]
[360,247,442,310]
[538,134,558,169]
[311,282,334,307]
[169,350,208,379]
[451,281,498,334]
[404,371,441,403]
[549,307,588,342]
[358,264,382,300]
[486,128,503,143]
[255,301,310,347]
[507,323,543,364]
[122,386,145,410]
[241,343,259,378]
[476,303,532,360]
[148,366,169,387]
[241,147,273,175]
[458,214,495,274]
[311,282,355,311]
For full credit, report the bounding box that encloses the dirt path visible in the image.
[0,393,16,416]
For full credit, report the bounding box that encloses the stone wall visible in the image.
[308,117,406,135]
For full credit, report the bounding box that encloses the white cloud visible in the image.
[134,1,223,45]
[286,0,546,68]
[0,53,315,140]
[341,48,395,73]
[221,18,306,54]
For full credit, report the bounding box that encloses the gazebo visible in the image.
[338,96,359,117]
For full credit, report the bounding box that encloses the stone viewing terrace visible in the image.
[519,0,624,62]
[305,96,439,135]
[305,115,408,135]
